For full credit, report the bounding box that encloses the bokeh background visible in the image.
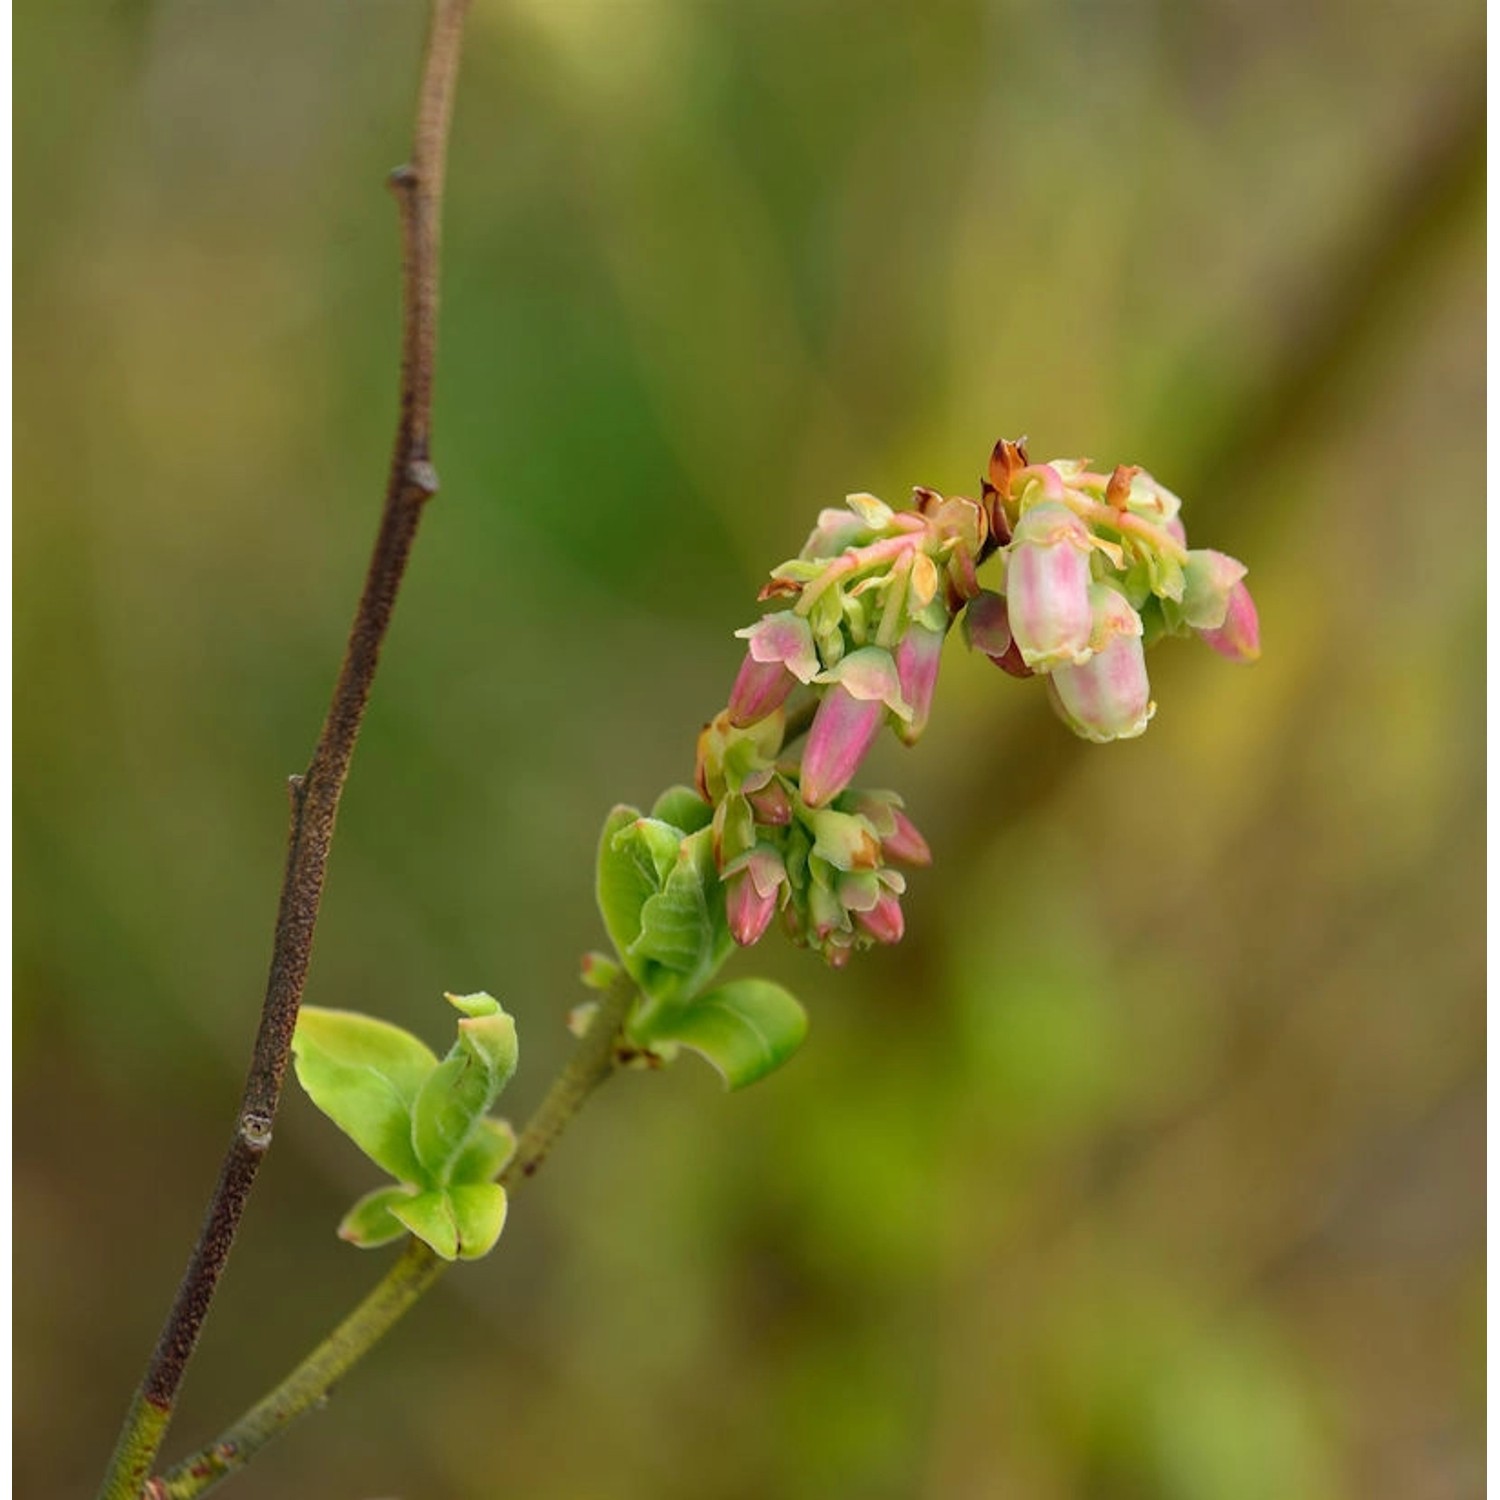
[16,1,1485,1496]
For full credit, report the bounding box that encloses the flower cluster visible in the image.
[696,707,931,967]
[699,439,1258,967]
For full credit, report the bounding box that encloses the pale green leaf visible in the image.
[595,804,655,975]
[629,826,733,1009]
[450,1183,509,1260]
[650,785,714,834]
[410,996,519,1184]
[390,1190,460,1261]
[337,1185,417,1249]
[449,1116,516,1185]
[292,1008,439,1182]
[638,978,808,1089]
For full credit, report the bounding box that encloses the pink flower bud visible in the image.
[728,612,820,727]
[1180,550,1248,631]
[855,891,905,945]
[1048,586,1155,743]
[1198,579,1260,663]
[801,687,883,807]
[801,647,908,807]
[1004,502,1096,670]
[727,655,795,727]
[883,808,932,867]
[962,587,1013,659]
[724,848,787,947]
[726,872,776,946]
[893,624,945,746]
[747,778,793,826]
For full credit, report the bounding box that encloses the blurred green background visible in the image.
[16,1,1484,1496]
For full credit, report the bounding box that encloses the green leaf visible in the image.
[337,1185,417,1249]
[292,1009,439,1183]
[637,978,808,1089]
[595,804,656,974]
[390,1190,460,1261]
[450,1183,509,1260]
[410,995,520,1185]
[449,1116,516,1185]
[650,785,714,834]
[629,826,733,1012]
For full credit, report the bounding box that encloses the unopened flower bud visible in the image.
[728,613,820,727]
[802,648,909,807]
[883,808,931,867]
[893,624,945,746]
[725,847,787,947]
[963,589,1011,659]
[727,655,795,728]
[1004,502,1096,670]
[747,778,793,826]
[1180,550,1248,631]
[1198,579,1260,663]
[801,687,883,808]
[856,891,905,945]
[1048,586,1155,743]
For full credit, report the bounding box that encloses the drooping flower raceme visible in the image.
[698,439,1258,967]
[578,438,1256,1091]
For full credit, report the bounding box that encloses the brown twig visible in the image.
[96,4,475,1495]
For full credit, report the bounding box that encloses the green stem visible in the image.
[153,1240,445,1500]
[151,975,639,1500]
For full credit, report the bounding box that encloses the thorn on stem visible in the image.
[388,164,418,196]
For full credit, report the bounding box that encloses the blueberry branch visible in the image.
[96,3,475,1494]
[148,974,641,1500]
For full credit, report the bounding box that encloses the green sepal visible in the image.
[1145,548,1185,604]
[292,1008,439,1183]
[650,785,714,834]
[634,977,808,1090]
[450,1116,516,1185]
[337,1185,418,1249]
[390,1190,460,1261]
[450,1183,509,1260]
[410,994,519,1185]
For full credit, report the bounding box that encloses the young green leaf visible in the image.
[635,978,808,1089]
[595,804,655,973]
[650,785,714,834]
[337,1185,418,1250]
[410,995,519,1184]
[449,1183,508,1260]
[629,826,734,1010]
[449,1116,517,1186]
[390,1190,460,1261]
[292,1009,439,1183]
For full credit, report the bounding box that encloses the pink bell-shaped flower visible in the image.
[893,624,945,747]
[1048,585,1155,743]
[1198,579,1260,663]
[1004,502,1096,671]
[727,612,820,727]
